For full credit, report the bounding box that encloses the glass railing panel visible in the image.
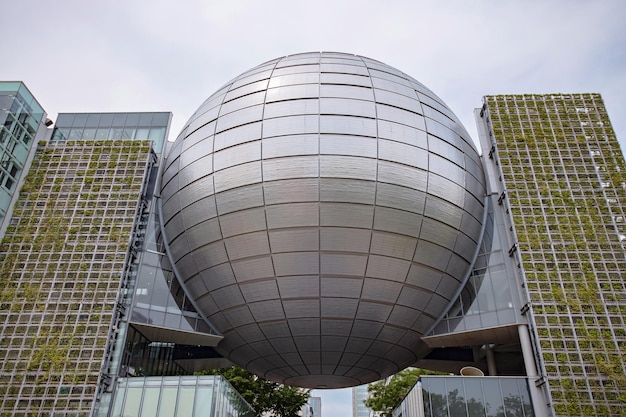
[418,376,534,417]
[110,375,254,417]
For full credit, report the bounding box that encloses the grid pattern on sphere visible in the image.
[159,52,486,387]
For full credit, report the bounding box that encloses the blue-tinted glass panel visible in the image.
[72,113,88,127]
[463,379,487,417]
[126,113,140,125]
[95,128,109,140]
[139,113,153,126]
[419,377,533,417]
[423,378,447,417]
[68,128,83,140]
[136,127,150,139]
[99,113,114,127]
[499,378,533,417]
[152,113,170,126]
[113,113,127,125]
[146,130,164,152]
[83,128,96,139]
[482,379,504,417]
[122,127,135,139]
[111,127,124,139]
[85,113,100,127]
[445,378,467,416]
[55,113,75,127]
[517,379,534,417]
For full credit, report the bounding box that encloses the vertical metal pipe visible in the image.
[416,381,425,417]
[486,345,497,376]
[518,324,538,377]
[519,324,551,417]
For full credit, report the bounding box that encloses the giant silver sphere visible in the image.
[160,52,486,388]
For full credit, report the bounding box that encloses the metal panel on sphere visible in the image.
[159,52,487,388]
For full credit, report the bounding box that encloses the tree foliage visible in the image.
[201,366,310,417]
[364,368,440,417]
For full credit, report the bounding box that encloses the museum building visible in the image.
[0,52,624,416]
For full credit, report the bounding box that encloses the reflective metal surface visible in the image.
[160,52,486,388]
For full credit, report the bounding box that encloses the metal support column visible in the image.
[486,344,497,376]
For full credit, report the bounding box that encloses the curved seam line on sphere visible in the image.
[259,56,306,380]
[209,72,247,352]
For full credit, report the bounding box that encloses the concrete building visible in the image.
[352,384,373,417]
[302,396,321,417]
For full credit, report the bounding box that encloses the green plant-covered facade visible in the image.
[483,94,626,416]
[0,140,153,416]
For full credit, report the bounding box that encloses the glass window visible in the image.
[147,310,165,326]
[72,114,88,128]
[12,143,28,163]
[125,113,140,126]
[122,128,135,139]
[491,267,514,310]
[99,113,114,127]
[113,113,127,126]
[136,128,150,140]
[111,128,124,139]
[96,128,110,140]
[139,113,153,126]
[68,129,83,140]
[445,378,467,416]
[85,113,101,127]
[463,379,487,417]
[83,128,96,140]
[517,379,534,417]
[52,127,70,141]
[55,114,75,127]
[482,379,504,417]
[152,113,170,126]
[423,378,447,417]
[499,379,525,417]
[149,127,166,152]
[163,313,181,328]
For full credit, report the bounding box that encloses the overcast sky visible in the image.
[2,0,625,415]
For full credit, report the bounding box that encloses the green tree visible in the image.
[201,366,310,417]
[364,368,440,417]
